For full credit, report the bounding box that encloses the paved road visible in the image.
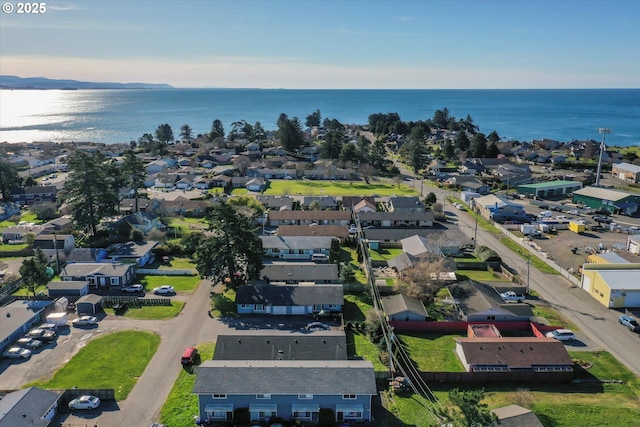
[414,173,640,376]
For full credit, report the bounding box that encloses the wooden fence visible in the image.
[102,296,172,308]
[57,388,115,413]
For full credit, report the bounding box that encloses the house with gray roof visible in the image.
[387,196,425,213]
[301,196,338,210]
[260,262,339,284]
[213,331,347,361]
[356,211,434,228]
[612,162,640,184]
[276,224,350,241]
[65,247,108,263]
[107,240,159,266]
[47,280,90,299]
[260,236,333,260]
[453,281,534,322]
[0,300,53,352]
[255,195,294,211]
[236,283,343,315]
[193,360,376,424]
[60,262,136,289]
[491,404,544,427]
[267,210,352,226]
[0,387,61,427]
[381,294,429,321]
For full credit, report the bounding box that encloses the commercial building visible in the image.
[517,180,583,199]
[572,187,640,216]
[580,263,640,308]
[611,162,640,184]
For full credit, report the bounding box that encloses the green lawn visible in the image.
[347,332,387,371]
[157,257,197,270]
[104,301,185,319]
[30,331,160,400]
[369,248,403,261]
[0,242,29,251]
[343,293,374,321]
[499,237,559,275]
[211,287,237,317]
[263,180,419,197]
[137,274,201,292]
[530,303,571,327]
[455,269,508,282]
[397,333,465,372]
[160,342,216,426]
[12,285,48,296]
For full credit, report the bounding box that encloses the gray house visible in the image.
[260,262,339,284]
[60,262,136,288]
[193,360,376,424]
[0,300,53,352]
[260,236,333,260]
[107,240,159,266]
[381,294,429,321]
[236,284,343,315]
[47,280,90,299]
[0,387,61,427]
[356,211,434,228]
[213,332,347,361]
[454,281,534,322]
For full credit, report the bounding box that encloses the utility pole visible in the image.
[526,256,531,294]
[595,128,611,187]
[473,210,478,248]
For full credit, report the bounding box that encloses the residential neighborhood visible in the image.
[0,126,639,427]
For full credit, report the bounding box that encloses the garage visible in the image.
[75,294,103,314]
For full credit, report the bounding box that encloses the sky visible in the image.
[0,0,639,89]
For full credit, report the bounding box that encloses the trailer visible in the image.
[45,312,68,327]
[569,220,586,234]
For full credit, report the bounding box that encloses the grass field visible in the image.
[343,293,374,321]
[347,331,387,371]
[30,331,160,400]
[455,269,509,282]
[211,287,237,317]
[499,237,559,275]
[159,342,216,426]
[137,274,201,292]
[263,180,419,197]
[369,248,403,261]
[398,333,465,372]
[104,301,185,319]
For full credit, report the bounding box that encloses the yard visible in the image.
[368,248,403,262]
[160,342,216,426]
[397,333,465,372]
[263,180,419,197]
[103,301,185,320]
[29,331,160,400]
[137,274,201,292]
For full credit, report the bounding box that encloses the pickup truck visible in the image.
[499,291,526,303]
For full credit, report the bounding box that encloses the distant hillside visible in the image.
[0,75,173,90]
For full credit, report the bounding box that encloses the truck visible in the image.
[499,291,526,303]
[520,224,541,236]
[45,312,68,327]
[569,220,586,234]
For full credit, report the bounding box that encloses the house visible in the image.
[387,196,425,213]
[572,187,640,216]
[60,262,136,288]
[612,162,640,183]
[275,225,350,241]
[517,180,583,199]
[146,158,176,173]
[255,195,294,211]
[0,387,61,427]
[356,211,434,228]
[301,196,338,210]
[157,197,210,217]
[11,185,58,206]
[154,173,178,189]
[1,223,45,243]
[260,262,339,284]
[267,210,352,227]
[211,175,232,188]
[232,176,252,188]
[175,176,193,190]
[447,176,490,195]
[341,196,376,212]
[47,280,90,299]
[453,281,534,322]
[246,177,266,192]
[400,235,462,258]
[32,234,75,260]
[65,247,109,263]
[193,360,376,424]
[107,240,159,266]
[454,337,573,379]
[117,211,165,234]
[260,236,333,260]
[213,331,347,360]
[381,294,429,321]
[580,263,640,308]
[42,216,74,233]
[236,283,343,315]
[474,194,529,223]
[491,404,544,427]
[0,202,21,221]
[0,300,53,352]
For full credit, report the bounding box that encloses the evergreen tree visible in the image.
[179,124,193,140]
[305,109,322,128]
[19,248,50,296]
[210,119,225,139]
[123,149,147,212]
[277,114,305,152]
[470,133,488,158]
[155,123,174,143]
[0,160,21,203]
[321,128,345,160]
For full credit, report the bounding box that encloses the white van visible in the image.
[311,253,329,263]
[538,211,553,219]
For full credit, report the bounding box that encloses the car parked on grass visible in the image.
[68,395,100,410]
[546,328,576,341]
[153,285,175,295]
[181,347,198,365]
[122,284,144,293]
[16,337,43,350]
[3,347,32,359]
[618,315,640,333]
[305,322,330,331]
[72,315,98,327]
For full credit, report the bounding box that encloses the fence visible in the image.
[136,268,197,276]
[102,296,172,309]
[57,388,115,413]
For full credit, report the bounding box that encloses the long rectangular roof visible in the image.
[573,186,635,202]
[518,180,582,189]
[236,284,343,305]
[598,269,640,290]
[193,360,376,395]
[455,338,572,368]
[260,235,334,250]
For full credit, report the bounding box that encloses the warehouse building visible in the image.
[517,180,583,199]
[580,263,640,308]
[572,187,640,216]
[611,162,640,184]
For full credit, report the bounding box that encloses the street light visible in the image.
[595,128,611,187]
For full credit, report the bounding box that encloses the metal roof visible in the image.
[517,180,582,189]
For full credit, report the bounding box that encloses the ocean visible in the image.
[0,88,638,146]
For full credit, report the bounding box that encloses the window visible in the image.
[298,394,313,400]
[344,410,363,419]
[256,394,271,399]
[293,411,312,419]
[255,304,264,311]
[342,394,356,400]
[240,304,251,309]
[212,394,226,399]
[110,277,119,285]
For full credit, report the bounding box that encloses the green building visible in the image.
[517,180,583,199]
[572,187,640,215]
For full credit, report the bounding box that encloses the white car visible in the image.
[3,347,32,359]
[68,395,100,410]
[72,316,98,327]
[546,329,576,341]
[122,284,144,293]
[153,285,175,295]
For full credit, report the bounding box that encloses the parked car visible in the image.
[181,347,198,365]
[545,329,576,341]
[153,285,175,295]
[313,310,342,321]
[16,337,43,350]
[499,291,526,303]
[72,316,98,327]
[3,347,31,359]
[537,204,549,210]
[122,284,144,293]
[27,328,57,341]
[305,322,330,331]
[68,395,100,410]
[592,215,612,224]
[38,322,58,331]
[618,315,640,333]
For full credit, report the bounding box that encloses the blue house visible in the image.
[260,236,333,260]
[236,284,343,315]
[0,300,53,352]
[193,360,376,424]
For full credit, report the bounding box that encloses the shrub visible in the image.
[474,245,501,262]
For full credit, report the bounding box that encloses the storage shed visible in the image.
[75,293,104,314]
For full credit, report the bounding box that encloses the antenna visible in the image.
[595,128,611,187]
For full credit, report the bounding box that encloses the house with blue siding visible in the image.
[0,300,53,352]
[193,360,376,424]
[236,284,343,315]
[60,262,136,289]
[260,236,333,260]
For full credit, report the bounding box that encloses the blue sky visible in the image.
[1,0,638,88]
